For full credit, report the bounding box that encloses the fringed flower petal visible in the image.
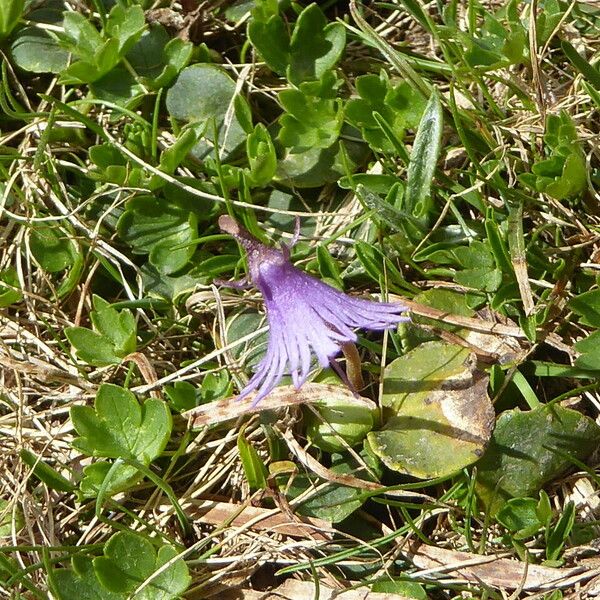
[219,216,409,405]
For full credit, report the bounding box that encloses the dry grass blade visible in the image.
[184,383,368,427]
[215,579,414,599]
[184,499,333,542]
[407,543,598,591]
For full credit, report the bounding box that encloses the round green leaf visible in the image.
[368,341,494,479]
[475,404,600,515]
[30,225,77,273]
[10,26,69,74]
[304,378,376,452]
[165,64,248,159]
[0,267,23,307]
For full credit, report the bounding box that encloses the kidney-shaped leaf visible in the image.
[93,531,191,599]
[368,341,495,479]
[475,404,600,515]
[166,64,249,159]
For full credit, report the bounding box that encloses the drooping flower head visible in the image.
[218,215,409,405]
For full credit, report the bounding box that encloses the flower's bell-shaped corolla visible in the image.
[218,215,409,406]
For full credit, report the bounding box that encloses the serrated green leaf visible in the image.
[278,74,343,151]
[117,195,198,274]
[246,123,277,186]
[61,12,103,62]
[104,5,145,55]
[247,15,290,75]
[90,295,136,356]
[53,557,122,600]
[70,384,172,464]
[65,327,123,366]
[93,531,190,599]
[287,4,345,85]
[345,71,426,154]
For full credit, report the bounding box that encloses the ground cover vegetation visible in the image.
[1,0,600,597]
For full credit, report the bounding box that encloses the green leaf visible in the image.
[561,40,600,88]
[117,196,198,275]
[20,449,75,492]
[278,73,343,152]
[53,557,122,600]
[237,428,269,490]
[89,66,143,107]
[104,5,145,55]
[61,12,103,63]
[79,461,141,498]
[0,0,24,40]
[70,383,172,464]
[546,501,577,560]
[574,331,600,370]
[65,328,123,367]
[247,14,290,75]
[125,25,192,89]
[404,90,443,221]
[29,225,77,273]
[0,498,24,538]
[371,580,427,599]
[156,129,198,177]
[546,501,575,561]
[10,26,70,73]
[276,131,369,188]
[475,404,600,515]
[368,342,494,479]
[345,71,426,154]
[90,295,136,356]
[246,123,277,186]
[525,111,587,200]
[304,383,376,453]
[0,267,23,308]
[166,63,249,159]
[452,240,502,292]
[354,241,407,290]
[287,449,381,523]
[287,3,346,85]
[164,381,201,412]
[93,531,190,599]
[569,290,600,327]
[355,184,420,237]
[496,497,543,538]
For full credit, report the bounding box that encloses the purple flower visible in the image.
[218,215,409,405]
